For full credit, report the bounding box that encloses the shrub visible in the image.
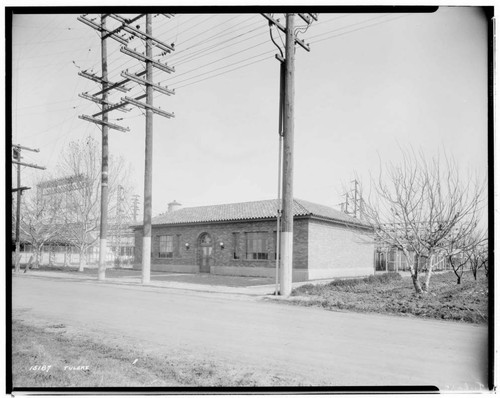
[328,272,402,288]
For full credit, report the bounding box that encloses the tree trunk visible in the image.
[14,251,21,273]
[24,255,34,273]
[403,248,423,294]
[423,254,434,293]
[411,274,424,294]
[457,275,461,284]
[49,246,55,266]
[78,248,86,272]
[32,245,42,269]
[412,253,424,294]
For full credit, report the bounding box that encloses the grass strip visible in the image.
[289,272,488,324]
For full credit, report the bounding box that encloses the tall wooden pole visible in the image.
[275,60,285,295]
[280,13,295,297]
[15,159,21,271]
[142,14,153,284]
[12,144,43,272]
[98,14,109,281]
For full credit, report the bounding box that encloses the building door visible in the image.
[198,233,213,273]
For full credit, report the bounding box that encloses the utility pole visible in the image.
[98,14,110,281]
[280,13,296,297]
[11,144,45,273]
[142,14,154,284]
[132,194,140,222]
[264,13,316,297]
[116,185,124,264]
[340,179,363,218]
[353,179,359,218]
[78,13,132,280]
[115,13,175,284]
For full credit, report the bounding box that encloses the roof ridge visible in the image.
[167,198,276,211]
[293,198,313,215]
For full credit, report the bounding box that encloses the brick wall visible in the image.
[133,218,309,274]
[307,219,374,279]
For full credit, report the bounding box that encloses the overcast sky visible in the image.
[10,7,489,219]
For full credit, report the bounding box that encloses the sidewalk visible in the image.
[12,269,281,297]
[12,267,368,297]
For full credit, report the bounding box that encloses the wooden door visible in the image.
[198,233,213,273]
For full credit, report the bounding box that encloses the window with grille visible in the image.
[245,232,268,260]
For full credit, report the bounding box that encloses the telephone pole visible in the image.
[353,179,359,218]
[280,13,296,297]
[114,13,175,284]
[264,13,315,296]
[142,14,154,284]
[99,14,110,281]
[132,194,140,222]
[340,179,363,219]
[11,144,45,272]
[78,13,132,280]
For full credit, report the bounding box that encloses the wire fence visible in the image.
[13,243,135,268]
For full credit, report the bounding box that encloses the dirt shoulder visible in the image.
[11,317,298,389]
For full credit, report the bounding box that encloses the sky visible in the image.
[10,7,490,220]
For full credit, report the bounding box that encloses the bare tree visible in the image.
[467,235,488,281]
[440,226,486,284]
[364,148,486,294]
[17,181,63,272]
[57,137,131,272]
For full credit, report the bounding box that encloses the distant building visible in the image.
[16,175,135,266]
[133,198,375,281]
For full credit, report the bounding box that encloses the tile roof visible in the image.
[147,198,371,228]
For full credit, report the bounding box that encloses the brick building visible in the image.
[133,198,375,281]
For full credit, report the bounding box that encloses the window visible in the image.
[246,232,268,260]
[233,232,240,259]
[159,235,173,258]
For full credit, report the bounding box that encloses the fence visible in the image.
[14,243,135,268]
[375,248,451,272]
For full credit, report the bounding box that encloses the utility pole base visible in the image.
[280,231,293,297]
[98,238,107,281]
[142,236,151,284]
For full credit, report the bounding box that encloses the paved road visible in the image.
[12,275,489,390]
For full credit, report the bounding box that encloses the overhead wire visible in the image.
[307,13,390,41]
[311,14,410,45]
[74,13,412,129]
[170,23,265,66]
[174,53,271,90]
[166,14,257,59]
[77,14,262,98]
[163,13,412,92]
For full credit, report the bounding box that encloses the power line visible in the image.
[172,24,266,67]
[168,14,255,58]
[310,14,410,44]
[173,52,272,90]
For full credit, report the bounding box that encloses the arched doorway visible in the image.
[198,233,213,273]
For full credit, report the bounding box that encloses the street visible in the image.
[12,275,489,389]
